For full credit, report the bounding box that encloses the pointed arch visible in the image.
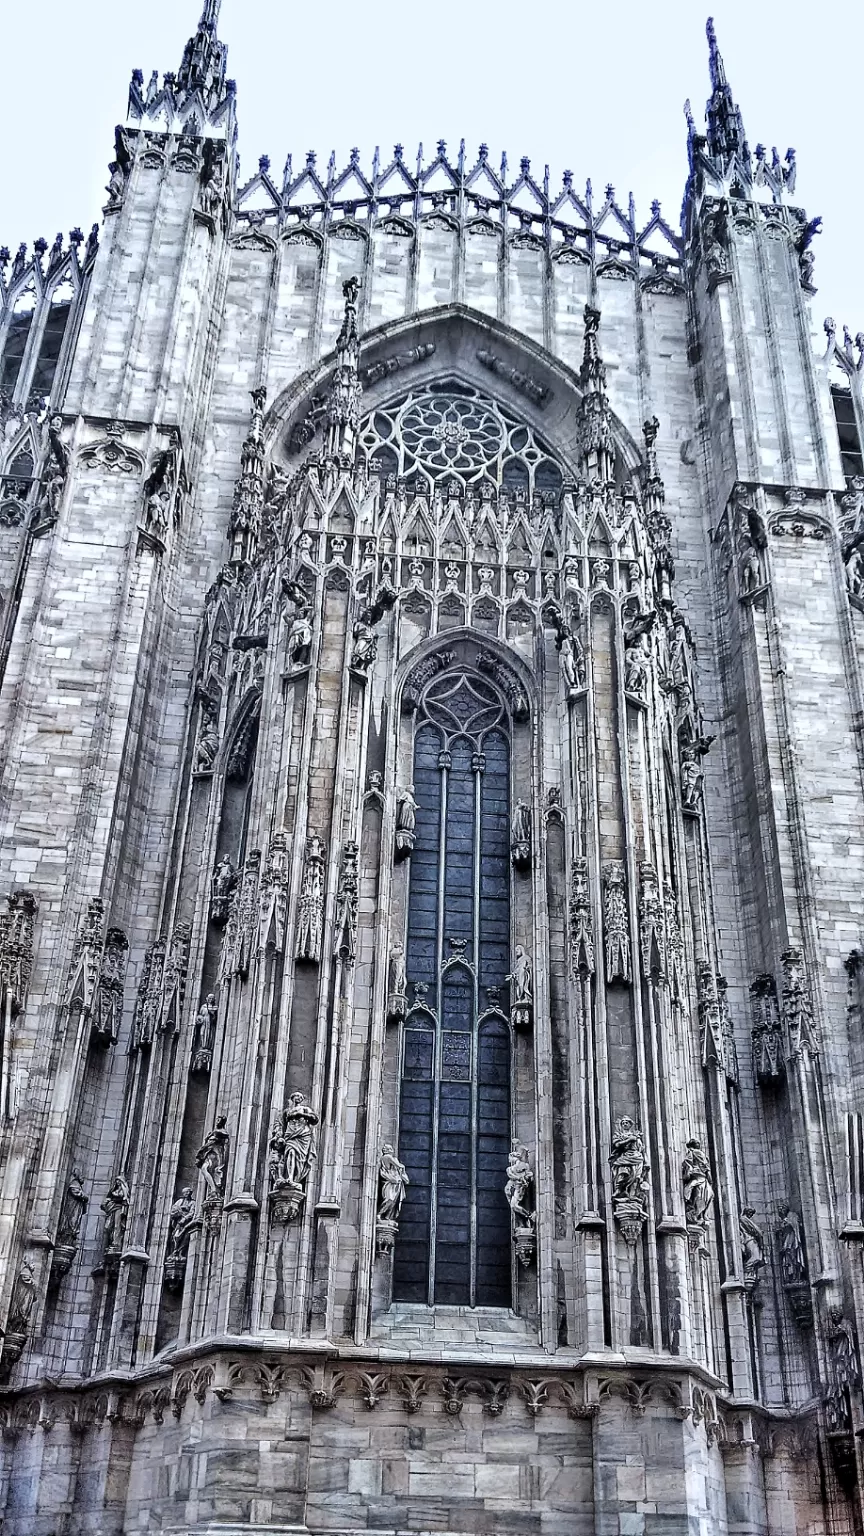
[264,303,645,482]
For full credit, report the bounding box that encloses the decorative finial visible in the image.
[704,15,746,158]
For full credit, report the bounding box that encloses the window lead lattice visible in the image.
[359,384,564,500]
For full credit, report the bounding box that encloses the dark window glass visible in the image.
[1,312,34,395]
[31,300,71,398]
[393,669,513,1308]
[831,384,864,481]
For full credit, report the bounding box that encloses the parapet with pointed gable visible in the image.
[682,17,798,228]
[125,0,236,140]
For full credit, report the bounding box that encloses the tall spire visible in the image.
[705,17,746,159]
[323,279,362,465]
[576,306,614,485]
[176,0,227,107]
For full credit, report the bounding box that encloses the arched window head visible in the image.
[359,381,564,502]
[1,284,38,396]
[32,276,76,400]
[394,663,515,1307]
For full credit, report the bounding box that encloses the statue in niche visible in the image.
[196,1115,229,1206]
[333,842,359,963]
[350,615,377,673]
[505,1139,535,1267]
[395,785,418,857]
[164,1186,197,1290]
[776,1202,807,1287]
[387,942,408,1022]
[609,1116,649,1246]
[846,544,864,598]
[101,1174,131,1259]
[508,945,533,1029]
[682,1138,714,1251]
[8,1258,36,1331]
[603,861,630,984]
[624,631,650,701]
[702,198,730,279]
[57,1170,88,1247]
[283,578,313,668]
[376,1143,410,1255]
[739,539,762,595]
[210,856,237,926]
[50,1167,89,1285]
[739,1207,765,1290]
[558,630,586,697]
[296,834,326,962]
[680,746,705,813]
[191,992,218,1074]
[194,698,219,772]
[510,801,532,869]
[269,1092,319,1223]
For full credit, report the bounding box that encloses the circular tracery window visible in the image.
[359,382,563,499]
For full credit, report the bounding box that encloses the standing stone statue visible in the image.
[210,856,237,926]
[609,1116,649,1246]
[191,992,218,1075]
[269,1092,319,1223]
[57,1169,88,1247]
[164,1186,197,1290]
[101,1174,131,1257]
[196,1115,229,1204]
[376,1143,410,1255]
[776,1203,807,1287]
[508,945,533,1029]
[682,1138,714,1250]
[387,942,408,1022]
[395,785,418,857]
[739,1207,765,1289]
[505,1139,536,1266]
[2,1257,37,1368]
[377,1144,410,1224]
[510,801,532,868]
[296,834,326,962]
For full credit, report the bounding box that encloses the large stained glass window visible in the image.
[359,382,563,500]
[393,669,512,1307]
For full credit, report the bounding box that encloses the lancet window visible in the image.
[393,667,513,1307]
[359,382,563,500]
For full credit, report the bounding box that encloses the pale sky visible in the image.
[3,0,861,334]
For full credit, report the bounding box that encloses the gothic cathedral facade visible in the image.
[0,5,862,1533]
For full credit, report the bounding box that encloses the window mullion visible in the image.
[430,744,450,1307]
[470,748,484,1309]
